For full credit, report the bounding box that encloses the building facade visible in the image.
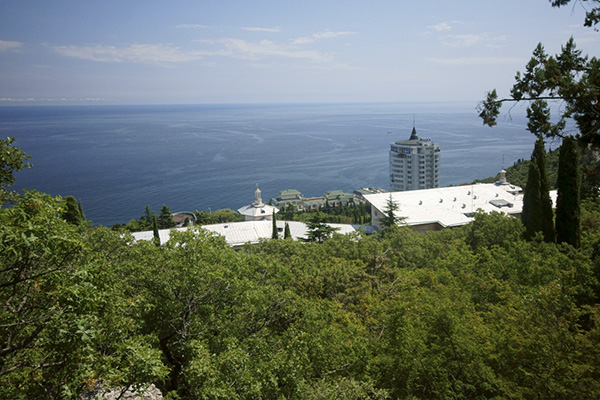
[270,189,356,211]
[389,126,440,191]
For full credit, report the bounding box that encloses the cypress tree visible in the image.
[521,138,555,242]
[533,137,555,242]
[522,161,544,240]
[152,216,160,246]
[284,222,291,239]
[63,195,84,225]
[77,198,86,224]
[271,210,278,239]
[556,136,581,247]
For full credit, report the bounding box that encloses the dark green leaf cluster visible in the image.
[522,138,556,242]
[556,136,582,247]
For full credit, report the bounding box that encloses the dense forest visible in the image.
[2,134,600,398]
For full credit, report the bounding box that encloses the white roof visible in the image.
[237,204,279,217]
[365,183,540,228]
[130,220,360,247]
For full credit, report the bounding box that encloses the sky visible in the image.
[0,0,598,105]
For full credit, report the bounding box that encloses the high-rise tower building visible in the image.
[389,126,440,191]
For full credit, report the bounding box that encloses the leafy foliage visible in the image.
[479,38,599,148]
[304,212,339,243]
[0,136,31,202]
[2,188,600,398]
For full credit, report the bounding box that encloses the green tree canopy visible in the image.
[304,212,338,243]
[0,137,31,202]
[479,38,599,148]
[379,194,404,231]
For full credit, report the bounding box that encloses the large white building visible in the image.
[389,126,440,191]
[364,173,558,233]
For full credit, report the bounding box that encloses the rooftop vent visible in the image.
[419,200,422,205]
[490,199,510,208]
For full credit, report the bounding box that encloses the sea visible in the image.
[1,102,538,227]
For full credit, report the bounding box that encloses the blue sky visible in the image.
[0,0,598,105]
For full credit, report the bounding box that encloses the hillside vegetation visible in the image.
[2,186,600,398]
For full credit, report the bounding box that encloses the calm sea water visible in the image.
[1,102,537,226]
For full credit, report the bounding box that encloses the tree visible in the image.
[550,0,600,29]
[77,198,86,223]
[158,204,176,229]
[0,192,167,397]
[522,161,545,241]
[63,195,86,226]
[0,137,31,202]
[272,210,278,239]
[522,138,555,242]
[556,136,581,247]
[152,216,160,246]
[478,38,599,148]
[379,194,403,231]
[284,222,291,239]
[304,212,338,243]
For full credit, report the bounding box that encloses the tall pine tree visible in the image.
[556,136,581,247]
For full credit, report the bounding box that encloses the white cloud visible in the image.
[427,56,524,65]
[175,24,212,29]
[53,39,334,65]
[53,44,212,63]
[441,33,506,47]
[313,30,355,39]
[0,40,23,52]
[242,26,281,33]
[291,30,356,45]
[218,38,332,63]
[428,22,453,32]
